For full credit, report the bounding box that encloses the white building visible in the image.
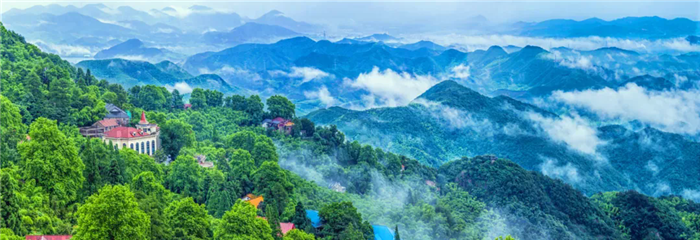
[102,111,160,155]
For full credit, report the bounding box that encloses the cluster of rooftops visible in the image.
[243,194,396,240]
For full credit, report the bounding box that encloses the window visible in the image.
[122,143,126,149]
[141,142,145,154]
[146,141,150,155]
[152,140,156,153]
[130,143,134,149]
[136,143,139,152]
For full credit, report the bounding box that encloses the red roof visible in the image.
[103,127,150,138]
[272,117,286,122]
[139,111,149,124]
[25,236,72,240]
[97,118,119,127]
[280,222,295,234]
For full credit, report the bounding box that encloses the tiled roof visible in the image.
[372,225,395,240]
[306,210,322,228]
[103,127,151,139]
[105,103,129,119]
[244,194,264,208]
[96,118,119,127]
[280,222,295,234]
[139,111,149,124]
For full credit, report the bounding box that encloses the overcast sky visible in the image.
[2,0,699,24]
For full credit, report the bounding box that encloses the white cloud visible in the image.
[539,158,582,184]
[552,83,700,135]
[113,55,148,62]
[527,112,603,156]
[31,40,92,57]
[682,189,700,202]
[289,67,330,83]
[348,67,440,109]
[304,86,336,107]
[165,82,194,94]
[411,34,700,53]
[450,64,470,79]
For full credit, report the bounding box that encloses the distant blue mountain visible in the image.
[356,33,401,42]
[252,10,319,33]
[94,39,185,63]
[203,22,301,45]
[515,16,700,39]
[398,40,447,51]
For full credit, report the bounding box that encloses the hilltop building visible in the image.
[80,104,130,137]
[101,111,159,156]
[261,117,294,134]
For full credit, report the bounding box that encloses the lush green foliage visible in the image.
[1,22,698,240]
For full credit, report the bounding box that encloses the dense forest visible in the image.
[1,22,700,240]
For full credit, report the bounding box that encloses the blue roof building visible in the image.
[305,210,323,228]
[372,225,395,240]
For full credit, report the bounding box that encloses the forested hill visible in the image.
[307,80,700,199]
[2,22,700,240]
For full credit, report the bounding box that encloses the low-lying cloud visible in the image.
[552,83,700,135]
[165,82,194,94]
[347,67,440,109]
[539,158,582,184]
[413,34,700,54]
[289,67,330,83]
[450,64,471,79]
[304,86,337,107]
[527,112,604,157]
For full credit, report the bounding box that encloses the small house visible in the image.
[261,117,295,134]
[243,193,264,208]
[305,210,323,228]
[280,222,295,235]
[372,225,395,240]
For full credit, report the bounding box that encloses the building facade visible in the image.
[102,111,159,156]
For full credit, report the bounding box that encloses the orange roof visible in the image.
[284,122,294,126]
[244,194,264,208]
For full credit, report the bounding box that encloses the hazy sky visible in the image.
[2,0,699,25]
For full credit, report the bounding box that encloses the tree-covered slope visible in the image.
[307,80,700,198]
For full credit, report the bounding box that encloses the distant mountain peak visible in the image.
[189,5,213,11]
[262,10,285,17]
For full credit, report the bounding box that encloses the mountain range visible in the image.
[307,80,700,198]
[94,39,186,63]
[75,58,243,94]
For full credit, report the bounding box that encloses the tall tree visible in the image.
[245,95,265,125]
[319,202,373,239]
[165,197,212,240]
[190,88,207,109]
[131,171,173,240]
[0,96,26,167]
[395,225,400,240]
[215,200,273,240]
[266,202,283,240]
[0,170,23,236]
[171,89,184,109]
[74,185,150,240]
[266,95,295,119]
[80,138,109,198]
[166,155,202,199]
[291,202,314,234]
[160,119,196,159]
[18,117,84,214]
